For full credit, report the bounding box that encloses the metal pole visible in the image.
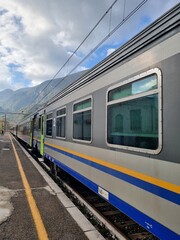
[4,114,6,132]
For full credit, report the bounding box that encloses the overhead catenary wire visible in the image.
[26,0,148,113]
[38,0,148,105]
[28,0,118,110]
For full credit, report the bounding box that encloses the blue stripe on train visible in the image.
[44,152,179,240]
[45,144,180,205]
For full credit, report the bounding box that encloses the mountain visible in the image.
[0,71,87,123]
[0,89,14,106]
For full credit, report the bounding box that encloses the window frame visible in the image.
[72,96,93,143]
[56,106,66,139]
[46,112,53,137]
[106,68,162,154]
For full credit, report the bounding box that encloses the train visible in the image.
[11,4,180,240]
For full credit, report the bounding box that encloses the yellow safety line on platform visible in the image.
[9,134,48,240]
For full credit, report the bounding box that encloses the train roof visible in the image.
[47,3,179,106]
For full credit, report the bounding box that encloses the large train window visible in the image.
[106,68,162,154]
[46,113,53,136]
[56,107,66,138]
[73,97,92,142]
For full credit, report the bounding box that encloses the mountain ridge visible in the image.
[0,70,87,123]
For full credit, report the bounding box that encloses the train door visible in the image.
[40,114,45,156]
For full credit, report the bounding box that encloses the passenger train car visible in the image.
[11,5,180,240]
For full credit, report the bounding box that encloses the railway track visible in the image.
[19,138,159,240]
[53,170,159,240]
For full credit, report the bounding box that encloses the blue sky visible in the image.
[0,0,179,92]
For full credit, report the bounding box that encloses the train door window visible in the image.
[34,115,39,131]
[106,68,162,154]
[38,117,41,130]
[46,113,53,136]
[73,97,92,142]
[41,115,44,135]
[56,107,66,138]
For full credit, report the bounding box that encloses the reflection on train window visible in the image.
[46,113,53,136]
[108,74,157,101]
[56,107,66,138]
[107,74,160,150]
[73,98,92,141]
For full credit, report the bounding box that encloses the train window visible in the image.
[56,107,66,138]
[73,98,92,142]
[106,69,162,153]
[46,113,53,136]
[73,99,91,111]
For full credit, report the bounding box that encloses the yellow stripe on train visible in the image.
[44,141,180,194]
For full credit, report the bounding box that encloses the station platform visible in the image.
[0,133,104,240]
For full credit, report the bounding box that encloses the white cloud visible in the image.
[0,0,179,92]
[107,48,116,56]
[0,64,12,89]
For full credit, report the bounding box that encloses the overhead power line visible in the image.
[39,0,148,105]
[26,0,148,113]
[28,0,118,110]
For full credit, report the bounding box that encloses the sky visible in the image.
[0,0,179,92]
